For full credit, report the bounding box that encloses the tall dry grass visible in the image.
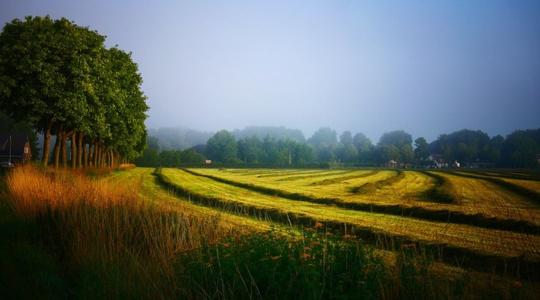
[4,165,234,298]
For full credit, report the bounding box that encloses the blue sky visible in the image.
[1,0,539,141]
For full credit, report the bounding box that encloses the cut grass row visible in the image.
[446,171,540,204]
[349,170,405,194]
[106,168,291,234]
[309,170,380,185]
[156,168,540,278]
[458,169,540,182]
[185,168,540,233]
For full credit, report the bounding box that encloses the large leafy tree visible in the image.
[0,16,148,168]
[0,16,106,166]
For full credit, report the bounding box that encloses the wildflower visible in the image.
[314,221,324,229]
[342,234,355,240]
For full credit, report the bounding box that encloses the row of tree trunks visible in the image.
[41,129,126,169]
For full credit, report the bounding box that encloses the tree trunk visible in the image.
[82,137,87,168]
[60,133,67,168]
[93,143,97,167]
[53,127,63,168]
[41,121,53,167]
[77,133,84,168]
[111,149,114,168]
[71,132,77,168]
[88,141,95,167]
[96,143,101,167]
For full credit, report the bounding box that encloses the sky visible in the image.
[1,0,539,142]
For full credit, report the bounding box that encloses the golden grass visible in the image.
[6,165,134,217]
[433,172,540,224]
[160,168,540,260]
[3,165,251,297]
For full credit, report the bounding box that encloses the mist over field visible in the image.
[2,0,540,141]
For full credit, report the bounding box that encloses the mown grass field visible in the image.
[2,166,540,299]
[158,168,540,265]
[188,168,540,231]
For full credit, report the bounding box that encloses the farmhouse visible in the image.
[427,154,448,168]
[0,134,32,164]
[386,160,398,168]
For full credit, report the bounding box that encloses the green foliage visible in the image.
[206,130,239,163]
[376,130,414,164]
[501,129,540,167]
[414,137,430,163]
[429,130,491,163]
[0,16,148,165]
[176,230,388,299]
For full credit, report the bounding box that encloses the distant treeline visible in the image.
[136,127,540,168]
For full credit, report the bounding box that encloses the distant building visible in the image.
[386,160,398,168]
[427,154,448,168]
[0,134,32,164]
[204,159,212,165]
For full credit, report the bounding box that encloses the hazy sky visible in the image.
[1,0,540,141]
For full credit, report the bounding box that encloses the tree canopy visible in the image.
[0,16,148,168]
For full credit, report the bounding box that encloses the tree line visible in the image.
[137,127,540,168]
[0,16,148,168]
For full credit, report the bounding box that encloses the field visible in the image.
[2,166,540,298]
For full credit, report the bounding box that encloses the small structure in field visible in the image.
[387,160,398,168]
[204,159,212,165]
[427,154,448,168]
[0,134,32,165]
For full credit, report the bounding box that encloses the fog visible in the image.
[2,0,539,141]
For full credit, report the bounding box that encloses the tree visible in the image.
[501,130,540,167]
[376,145,400,163]
[308,127,338,163]
[340,131,353,146]
[414,137,430,163]
[0,16,106,166]
[0,16,148,168]
[180,149,205,164]
[353,133,374,164]
[206,130,238,163]
[238,136,264,163]
[429,130,490,164]
[308,127,338,148]
[377,130,413,164]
